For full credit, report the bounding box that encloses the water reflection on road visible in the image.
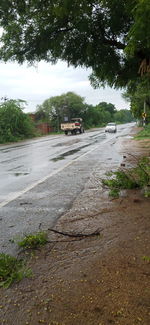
[0,124,134,206]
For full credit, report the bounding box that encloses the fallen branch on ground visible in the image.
[48,228,102,238]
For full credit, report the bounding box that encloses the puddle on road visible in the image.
[14,172,30,176]
[52,156,65,161]
[20,202,32,205]
[51,134,107,162]
[51,144,90,161]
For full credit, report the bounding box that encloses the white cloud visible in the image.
[0,60,129,112]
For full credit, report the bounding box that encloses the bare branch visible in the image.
[48,228,102,238]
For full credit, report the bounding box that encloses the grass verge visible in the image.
[0,253,32,288]
[0,232,48,288]
[134,124,150,139]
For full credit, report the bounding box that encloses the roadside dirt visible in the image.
[0,127,150,325]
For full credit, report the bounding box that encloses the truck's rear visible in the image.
[61,118,84,135]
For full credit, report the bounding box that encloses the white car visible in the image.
[105,123,117,133]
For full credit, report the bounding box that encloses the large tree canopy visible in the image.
[0,0,149,88]
[35,92,86,130]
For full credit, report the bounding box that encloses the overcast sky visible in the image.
[0,60,130,113]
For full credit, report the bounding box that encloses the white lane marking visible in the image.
[0,135,114,208]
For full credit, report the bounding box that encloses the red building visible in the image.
[36,123,54,135]
[28,114,54,135]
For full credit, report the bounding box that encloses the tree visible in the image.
[96,102,117,116]
[113,109,133,123]
[82,104,103,128]
[0,99,35,143]
[123,76,150,120]
[35,92,86,130]
[82,102,116,128]
[0,1,150,89]
[125,0,150,76]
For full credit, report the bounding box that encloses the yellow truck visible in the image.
[61,118,84,135]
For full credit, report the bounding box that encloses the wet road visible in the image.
[0,123,135,254]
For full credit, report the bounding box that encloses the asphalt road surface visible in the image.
[0,123,135,254]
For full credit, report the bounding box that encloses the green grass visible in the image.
[17,231,48,249]
[0,253,31,288]
[142,256,150,262]
[0,232,48,288]
[134,124,150,139]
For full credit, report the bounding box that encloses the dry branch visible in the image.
[48,228,102,238]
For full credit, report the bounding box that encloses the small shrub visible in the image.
[18,231,48,249]
[102,170,139,193]
[142,256,150,262]
[102,156,150,197]
[135,157,150,187]
[109,189,120,198]
[0,99,36,144]
[0,253,31,288]
[112,170,138,189]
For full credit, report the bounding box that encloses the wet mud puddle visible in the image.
[51,133,106,161]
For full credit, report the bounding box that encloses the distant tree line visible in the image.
[35,92,133,131]
[0,93,133,144]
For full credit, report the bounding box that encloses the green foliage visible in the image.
[133,157,150,188]
[122,76,150,120]
[126,0,150,59]
[0,0,148,89]
[18,232,48,249]
[82,104,112,129]
[109,189,120,198]
[36,91,132,129]
[134,124,150,139]
[142,256,150,262]
[113,109,133,123]
[102,156,150,197]
[0,99,36,143]
[0,253,31,288]
[35,92,86,131]
[0,232,48,288]
[97,102,117,116]
[102,170,138,190]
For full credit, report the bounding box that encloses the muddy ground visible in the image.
[0,128,150,325]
